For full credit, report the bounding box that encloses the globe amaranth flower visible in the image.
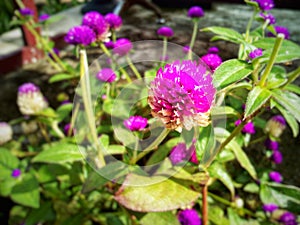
[269,171,282,183]
[249,48,263,60]
[183,45,191,54]
[157,26,174,38]
[169,143,198,165]
[148,60,215,131]
[39,13,50,22]
[19,8,33,16]
[64,123,75,136]
[264,138,279,151]
[178,209,202,225]
[82,11,110,42]
[64,25,96,46]
[0,122,13,145]
[201,53,222,71]
[253,0,274,11]
[96,68,116,83]
[187,6,204,18]
[113,38,132,56]
[17,83,48,116]
[105,13,122,30]
[124,116,148,131]
[21,120,38,134]
[262,203,278,213]
[267,26,290,39]
[279,212,297,225]
[265,115,286,138]
[235,120,256,134]
[207,46,219,54]
[104,40,115,49]
[11,169,21,178]
[259,12,276,25]
[271,150,283,164]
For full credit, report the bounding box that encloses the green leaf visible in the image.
[211,106,239,119]
[32,142,84,164]
[11,174,40,208]
[271,90,300,122]
[213,59,253,89]
[208,206,229,225]
[49,73,78,83]
[253,38,300,63]
[284,84,300,95]
[209,162,235,198]
[25,202,55,225]
[260,182,300,214]
[56,103,73,122]
[0,148,19,177]
[81,171,108,193]
[198,125,216,168]
[201,26,244,44]
[140,212,180,225]
[266,66,287,89]
[114,174,200,212]
[243,182,259,194]
[271,99,299,137]
[244,86,272,119]
[105,145,126,155]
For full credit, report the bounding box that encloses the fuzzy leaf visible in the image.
[49,73,78,83]
[244,86,272,119]
[114,174,200,212]
[213,59,253,89]
[198,125,216,168]
[140,212,180,225]
[0,148,19,177]
[201,27,244,44]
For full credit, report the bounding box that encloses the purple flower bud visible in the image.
[64,25,96,46]
[201,53,222,71]
[48,47,60,60]
[235,120,256,134]
[157,26,174,38]
[39,13,50,22]
[249,48,263,59]
[259,12,276,25]
[82,11,110,42]
[104,40,115,49]
[271,150,283,164]
[105,13,122,30]
[265,115,286,138]
[169,143,187,165]
[0,122,13,145]
[269,171,282,183]
[253,0,275,11]
[262,203,278,213]
[19,8,34,16]
[178,209,202,225]
[187,6,204,18]
[124,116,148,131]
[12,169,21,178]
[279,212,297,225]
[207,46,219,54]
[189,145,199,164]
[113,38,132,56]
[264,138,279,151]
[64,123,75,136]
[18,82,40,94]
[267,26,290,39]
[96,68,116,83]
[182,45,191,54]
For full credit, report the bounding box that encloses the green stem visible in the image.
[126,55,142,79]
[80,49,106,167]
[283,66,300,87]
[130,128,170,164]
[259,34,284,87]
[161,37,167,65]
[100,42,112,57]
[51,121,65,138]
[245,9,257,41]
[188,19,199,60]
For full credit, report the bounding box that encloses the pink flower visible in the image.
[124,116,148,131]
[157,26,174,38]
[113,38,132,56]
[178,209,202,225]
[169,142,198,165]
[148,60,215,131]
[187,6,204,18]
[235,120,256,134]
[201,53,222,71]
[96,68,116,83]
[269,171,282,183]
[105,13,122,30]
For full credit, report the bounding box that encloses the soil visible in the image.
[1,3,299,186]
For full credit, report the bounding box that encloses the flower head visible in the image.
[64,25,96,46]
[259,12,276,25]
[105,13,122,30]
[269,171,282,183]
[21,120,38,134]
[12,169,21,178]
[82,11,110,42]
[201,53,222,71]
[113,38,132,56]
[279,212,297,225]
[264,138,279,151]
[157,26,174,38]
[39,13,50,22]
[253,0,275,11]
[64,123,75,136]
[169,143,198,165]
[178,209,202,225]
[249,48,263,59]
[207,46,219,54]
[17,83,48,115]
[267,26,290,39]
[19,8,33,16]
[262,203,278,213]
[0,122,13,145]
[187,6,204,18]
[96,68,116,83]
[183,45,191,54]
[265,115,286,138]
[124,116,148,131]
[235,120,256,134]
[104,40,115,49]
[271,150,283,164]
[148,60,215,131]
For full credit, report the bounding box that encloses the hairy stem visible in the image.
[188,19,199,60]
